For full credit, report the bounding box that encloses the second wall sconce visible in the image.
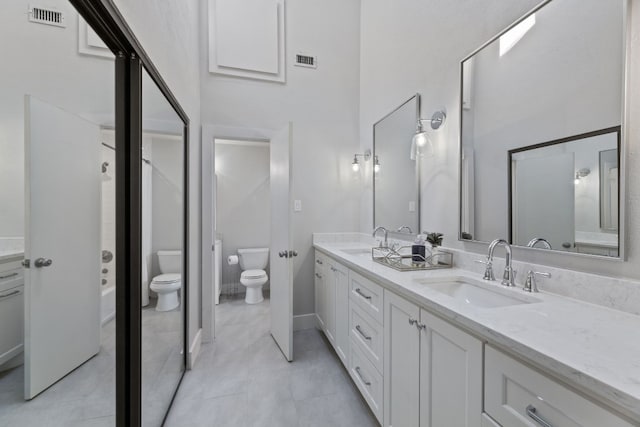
[352,149,381,173]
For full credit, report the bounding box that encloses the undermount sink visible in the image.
[415,277,540,308]
[340,248,372,257]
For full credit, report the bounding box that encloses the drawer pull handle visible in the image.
[408,318,418,326]
[316,259,323,265]
[356,325,372,340]
[0,272,19,280]
[526,405,553,427]
[330,266,337,272]
[315,273,322,279]
[355,366,371,386]
[0,290,21,300]
[355,288,372,300]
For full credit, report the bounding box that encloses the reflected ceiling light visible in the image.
[574,168,591,184]
[500,14,536,56]
[352,149,371,172]
[374,156,381,173]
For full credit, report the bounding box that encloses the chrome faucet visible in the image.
[481,239,517,287]
[373,226,389,248]
[396,225,413,234]
[527,238,552,250]
[523,270,551,293]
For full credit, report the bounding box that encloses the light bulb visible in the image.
[374,163,380,173]
[352,162,360,172]
[414,132,428,147]
[574,178,580,185]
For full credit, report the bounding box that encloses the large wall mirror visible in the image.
[374,94,420,234]
[459,0,626,258]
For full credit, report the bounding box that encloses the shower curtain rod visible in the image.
[102,142,151,164]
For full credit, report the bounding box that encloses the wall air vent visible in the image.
[295,54,317,69]
[28,5,66,28]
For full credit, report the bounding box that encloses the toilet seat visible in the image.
[152,273,181,284]
[241,269,267,280]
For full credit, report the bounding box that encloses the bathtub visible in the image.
[101,285,116,326]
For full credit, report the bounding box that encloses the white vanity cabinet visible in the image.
[383,289,482,427]
[314,252,349,367]
[484,346,634,427]
[0,259,25,367]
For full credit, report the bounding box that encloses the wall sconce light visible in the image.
[410,110,446,160]
[373,155,381,173]
[352,149,371,172]
[574,168,591,185]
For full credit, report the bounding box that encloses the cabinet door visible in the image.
[324,263,336,345]
[332,261,349,366]
[419,309,482,427]
[384,290,420,427]
[314,253,326,330]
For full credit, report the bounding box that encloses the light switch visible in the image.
[409,201,416,212]
[294,199,302,212]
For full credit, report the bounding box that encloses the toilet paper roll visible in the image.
[227,255,238,265]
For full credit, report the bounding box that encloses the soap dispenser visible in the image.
[412,234,426,263]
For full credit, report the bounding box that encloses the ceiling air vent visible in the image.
[28,5,66,28]
[295,54,317,69]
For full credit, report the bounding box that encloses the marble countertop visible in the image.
[314,241,640,420]
[0,250,24,263]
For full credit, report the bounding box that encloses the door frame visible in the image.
[67,1,190,425]
[201,123,285,343]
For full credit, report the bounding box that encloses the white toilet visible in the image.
[238,248,269,304]
[149,250,182,312]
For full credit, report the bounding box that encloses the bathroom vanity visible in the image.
[0,252,24,370]
[313,237,639,427]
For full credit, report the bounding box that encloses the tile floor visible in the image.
[0,298,183,427]
[165,294,378,427]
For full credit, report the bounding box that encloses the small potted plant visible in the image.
[426,232,444,265]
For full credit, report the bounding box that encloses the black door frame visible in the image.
[67,1,190,425]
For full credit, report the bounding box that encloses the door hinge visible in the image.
[22,259,30,268]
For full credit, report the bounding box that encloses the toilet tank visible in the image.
[237,248,269,270]
[157,250,182,274]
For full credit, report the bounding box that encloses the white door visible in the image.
[512,153,575,251]
[269,123,294,361]
[24,96,101,399]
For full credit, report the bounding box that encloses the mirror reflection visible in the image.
[0,6,116,425]
[460,0,625,257]
[374,94,420,234]
[141,69,185,426]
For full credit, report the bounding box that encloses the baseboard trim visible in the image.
[293,313,317,331]
[187,328,202,370]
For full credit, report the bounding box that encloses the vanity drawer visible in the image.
[349,301,383,373]
[0,268,23,293]
[349,270,383,324]
[350,337,383,424]
[485,346,633,427]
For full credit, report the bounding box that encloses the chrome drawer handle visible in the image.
[408,318,418,326]
[315,273,322,279]
[526,405,553,427]
[356,325,372,340]
[316,259,323,265]
[0,290,20,300]
[355,288,372,300]
[355,366,371,386]
[330,266,337,272]
[0,272,19,280]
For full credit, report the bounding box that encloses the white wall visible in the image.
[360,0,640,282]
[200,0,362,316]
[0,0,114,238]
[113,0,202,345]
[150,134,185,277]
[215,141,271,289]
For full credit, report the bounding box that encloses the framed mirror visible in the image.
[373,94,420,234]
[459,0,627,258]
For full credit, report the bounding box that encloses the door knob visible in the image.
[289,250,298,258]
[34,258,53,268]
[278,251,288,258]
